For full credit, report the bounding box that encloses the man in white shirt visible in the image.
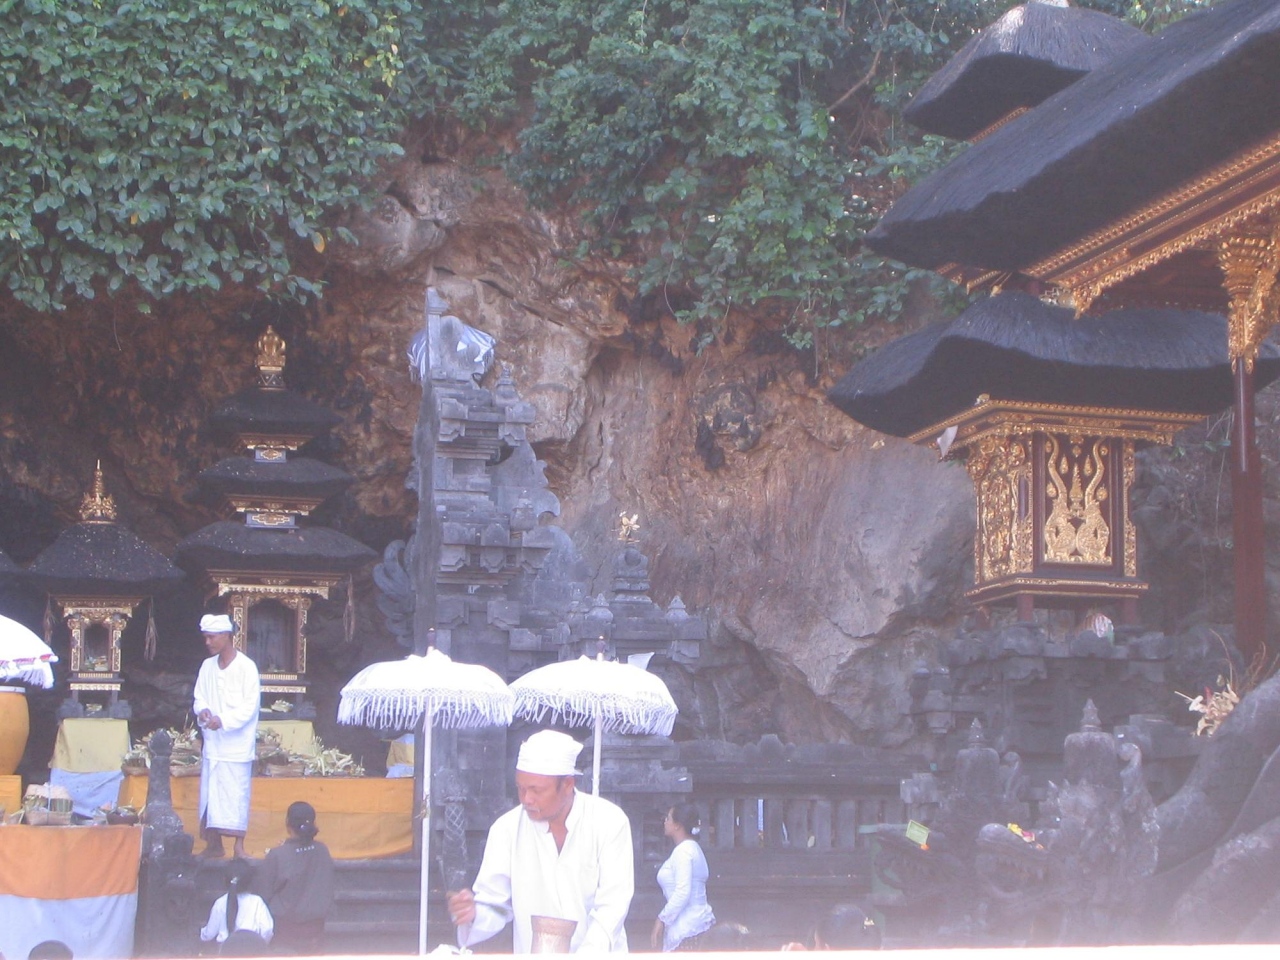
[192,613,260,859]
[447,730,635,952]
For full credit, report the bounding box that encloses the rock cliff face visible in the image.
[1,131,1264,752]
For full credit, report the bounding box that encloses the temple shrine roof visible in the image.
[904,0,1148,141]
[828,290,1280,438]
[869,0,1280,277]
[25,465,183,595]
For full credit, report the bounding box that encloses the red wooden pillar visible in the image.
[1232,360,1266,666]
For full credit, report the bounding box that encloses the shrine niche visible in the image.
[25,463,183,718]
[829,291,1280,623]
[176,327,375,714]
[922,399,1198,622]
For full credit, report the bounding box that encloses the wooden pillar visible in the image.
[1232,361,1266,664]
[1218,224,1280,666]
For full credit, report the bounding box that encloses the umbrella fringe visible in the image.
[514,691,677,737]
[337,690,513,730]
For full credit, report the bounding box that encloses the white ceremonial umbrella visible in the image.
[338,647,514,956]
[0,613,58,688]
[511,651,678,795]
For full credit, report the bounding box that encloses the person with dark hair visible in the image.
[651,802,716,951]
[254,801,335,955]
[782,902,880,951]
[200,860,274,949]
[27,942,73,960]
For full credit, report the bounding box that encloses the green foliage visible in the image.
[1,0,1209,331]
[0,0,434,310]
[460,0,990,337]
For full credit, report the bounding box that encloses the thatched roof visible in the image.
[905,0,1149,141]
[209,386,340,438]
[196,456,353,502]
[827,291,1280,437]
[25,522,183,595]
[176,521,376,575]
[869,0,1280,271]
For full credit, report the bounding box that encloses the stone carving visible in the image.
[407,288,496,383]
[373,538,416,649]
[972,701,1157,945]
[874,720,1029,945]
[1143,669,1280,942]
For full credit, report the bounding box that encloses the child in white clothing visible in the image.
[200,860,274,951]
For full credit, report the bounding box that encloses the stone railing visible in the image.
[622,737,928,945]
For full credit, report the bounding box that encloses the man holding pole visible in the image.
[447,730,634,952]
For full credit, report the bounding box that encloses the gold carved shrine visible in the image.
[912,398,1201,620]
[208,572,343,698]
[60,597,141,695]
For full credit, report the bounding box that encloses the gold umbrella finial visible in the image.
[79,460,118,523]
[256,325,286,388]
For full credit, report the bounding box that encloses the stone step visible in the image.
[324,919,420,956]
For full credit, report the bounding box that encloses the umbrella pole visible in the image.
[592,711,602,796]
[419,715,434,956]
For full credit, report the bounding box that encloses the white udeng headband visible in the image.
[199,614,233,634]
[516,730,583,776]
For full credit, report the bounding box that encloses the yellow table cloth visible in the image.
[0,774,19,816]
[258,719,319,756]
[119,775,413,859]
[50,718,131,773]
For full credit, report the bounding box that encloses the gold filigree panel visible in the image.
[1042,434,1111,566]
[966,435,1032,584]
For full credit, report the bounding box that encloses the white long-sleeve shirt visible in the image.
[656,838,715,951]
[464,790,634,953]
[200,892,274,944]
[192,651,260,762]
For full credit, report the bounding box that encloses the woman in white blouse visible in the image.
[651,803,716,951]
[199,860,274,951]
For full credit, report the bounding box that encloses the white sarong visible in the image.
[199,758,253,833]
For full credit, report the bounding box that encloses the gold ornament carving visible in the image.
[1217,218,1280,369]
[256,325,286,388]
[1123,442,1137,578]
[1042,435,1110,565]
[79,461,118,523]
[966,435,1032,584]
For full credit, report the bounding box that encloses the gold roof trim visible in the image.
[1025,130,1280,308]
[906,397,1204,450]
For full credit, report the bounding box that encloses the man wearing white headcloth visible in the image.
[192,613,260,859]
[447,730,635,952]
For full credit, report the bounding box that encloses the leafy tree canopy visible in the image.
[1,0,1204,331]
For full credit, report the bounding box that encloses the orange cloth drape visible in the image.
[0,825,142,899]
[119,775,413,859]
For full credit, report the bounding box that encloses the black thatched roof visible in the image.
[209,386,340,438]
[196,456,353,502]
[176,521,376,575]
[25,522,184,595]
[869,0,1280,270]
[827,291,1280,437]
[905,0,1149,141]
